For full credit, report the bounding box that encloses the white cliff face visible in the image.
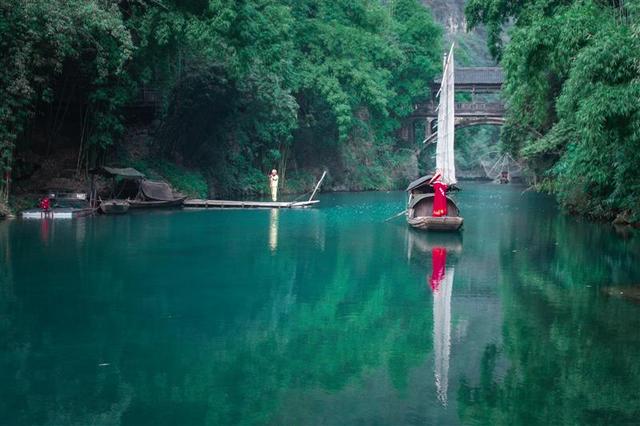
[421,0,495,66]
[423,0,467,34]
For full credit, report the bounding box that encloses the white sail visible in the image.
[436,44,457,185]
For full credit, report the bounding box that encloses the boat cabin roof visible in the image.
[406,175,432,192]
[90,166,145,179]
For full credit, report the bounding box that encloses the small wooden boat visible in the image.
[126,179,186,209]
[99,199,130,214]
[22,208,95,219]
[407,193,463,231]
[89,168,185,210]
[406,44,463,232]
[22,191,95,219]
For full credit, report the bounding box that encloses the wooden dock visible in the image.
[183,199,320,209]
[185,171,327,210]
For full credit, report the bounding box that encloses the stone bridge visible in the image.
[401,67,505,143]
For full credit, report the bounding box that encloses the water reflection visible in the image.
[269,208,279,252]
[431,247,453,406]
[1,186,640,425]
[40,218,51,245]
[406,229,465,409]
[456,189,640,425]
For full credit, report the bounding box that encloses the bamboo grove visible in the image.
[0,0,442,202]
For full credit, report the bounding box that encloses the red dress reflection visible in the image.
[40,219,50,244]
[429,247,447,292]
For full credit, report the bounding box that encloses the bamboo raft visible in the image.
[183,199,319,209]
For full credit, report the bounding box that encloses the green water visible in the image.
[1,183,640,425]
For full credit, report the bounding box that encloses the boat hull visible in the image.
[408,215,463,231]
[99,200,130,214]
[21,208,95,219]
[406,193,463,232]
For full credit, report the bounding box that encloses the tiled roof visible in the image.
[434,67,504,85]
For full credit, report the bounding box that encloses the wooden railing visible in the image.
[412,102,505,117]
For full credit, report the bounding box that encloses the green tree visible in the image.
[0,0,133,201]
[466,0,640,221]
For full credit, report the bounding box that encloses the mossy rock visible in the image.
[0,202,13,219]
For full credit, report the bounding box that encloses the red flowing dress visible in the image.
[429,247,447,292]
[432,182,448,217]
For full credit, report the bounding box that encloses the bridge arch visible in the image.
[400,67,505,144]
[422,117,505,145]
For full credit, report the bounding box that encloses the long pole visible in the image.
[384,209,407,222]
[308,171,327,202]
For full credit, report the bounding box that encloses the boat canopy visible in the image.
[406,175,433,192]
[90,166,145,179]
[139,180,174,201]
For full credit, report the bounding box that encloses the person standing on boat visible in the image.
[269,169,279,201]
[429,169,448,217]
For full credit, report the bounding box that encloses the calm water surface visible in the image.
[1,183,640,425]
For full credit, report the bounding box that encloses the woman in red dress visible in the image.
[429,169,448,217]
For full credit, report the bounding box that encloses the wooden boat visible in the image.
[406,44,463,232]
[407,193,463,231]
[126,179,186,209]
[90,168,184,210]
[128,197,186,209]
[22,191,95,219]
[22,207,95,219]
[99,199,130,214]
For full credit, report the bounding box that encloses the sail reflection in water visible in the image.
[429,246,454,407]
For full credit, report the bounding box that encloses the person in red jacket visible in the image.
[428,169,448,217]
[39,196,51,212]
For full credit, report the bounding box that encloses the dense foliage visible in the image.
[0,0,443,201]
[0,0,133,201]
[466,0,640,221]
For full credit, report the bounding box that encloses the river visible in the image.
[1,183,640,425]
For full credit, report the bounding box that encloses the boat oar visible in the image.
[384,209,406,222]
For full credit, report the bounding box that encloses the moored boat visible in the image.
[99,199,130,214]
[90,167,185,210]
[128,179,185,208]
[22,207,94,219]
